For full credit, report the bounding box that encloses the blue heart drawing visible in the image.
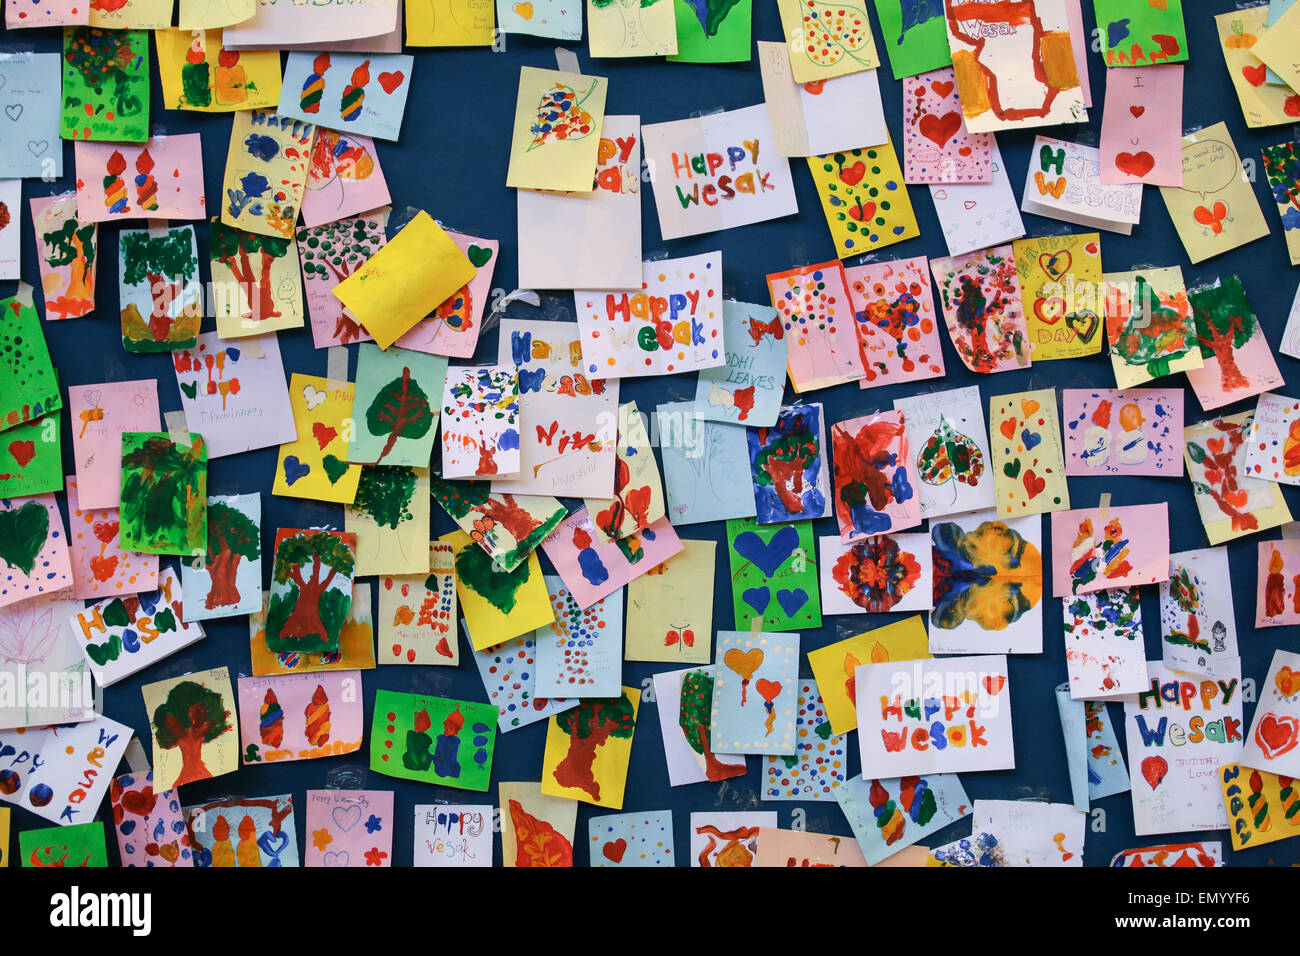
[1021,429,1042,451]
[1107,17,1130,48]
[742,587,771,614]
[777,588,809,618]
[733,526,799,577]
[283,455,310,485]
[119,819,137,836]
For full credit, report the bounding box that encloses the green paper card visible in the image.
[1094,0,1188,67]
[20,821,108,867]
[347,342,448,467]
[668,0,753,63]
[370,690,498,791]
[0,296,61,434]
[726,517,822,632]
[0,412,62,497]
[872,0,952,78]
[60,27,150,143]
[119,432,208,555]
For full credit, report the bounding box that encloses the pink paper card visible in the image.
[1099,65,1184,187]
[303,789,395,867]
[541,508,684,610]
[1062,388,1184,477]
[902,67,993,185]
[74,135,207,223]
[66,476,158,600]
[767,259,863,392]
[297,208,387,349]
[1185,276,1282,412]
[68,379,160,510]
[845,257,946,390]
[110,770,193,867]
[1257,540,1300,628]
[237,670,365,764]
[393,232,499,359]
[1050,503,1170,597]
[300,130,392,229]
[0,494,73,608]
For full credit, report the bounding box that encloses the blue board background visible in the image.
[3,0,1300,867]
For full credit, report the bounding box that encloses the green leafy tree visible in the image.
[267,531,355,654]
[551,693,636,802]
[201,501,260,610]
[364,367,433,464]
[210,219,290,324]
[119,229,200,350]
[679,669,745,782]
[1190,275,1256,394]
[297,217,385,343]
[120,435,206,553]
[151,679,231,786]
[351,465,418,529]
[41,217,96,317]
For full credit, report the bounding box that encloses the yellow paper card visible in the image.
[273,373,363,503]
[806,615,930,734]
[1248,1,1300,94]
[332,210,476,349]
[1215,9,1300,129]
[249,583,378,676]
[178,0,256,29]
[541,687,640,808]
[807,143,918,259]
[1184,413,1291,546]
[1013,233,1103,361]
[141,666,239,792]
[506,66,609,192]
[588,0,678,57]
[1159,122,1270,265]
[442,529,554,649]
[345,467,431,576]
[155,29,281,112]
[222,110,314,240]
[776,0,879,83]
[210,219,305,338]
[1221,762,1300,852]
[988,388,1070,518]
[407,0,495,45]
[625,538,715,663]
[0,807,8,867]
[1102,266,1202,389]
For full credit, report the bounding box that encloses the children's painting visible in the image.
[413,803,490,867]
[1102,266,1199,388]
[1159,548,1239,679]
[500,781,577,867]
[238,671,364,765]
[1062,388,1183,477]
[74,137,206,223]
[30,193,97,321]
[533,575,623,699]
[1221,763,1300,852]
[589,811,674,867]
[110,771,192,867]
[0,412,61,499]
[1186,275,1282,411]
[154,28,282,113]
[1099,65,1184,187]
[472,632,574,733]
[541,508,683,610]
[118,432,207,556]
[774,0,877,83]
[306,790,394,867]
[301,128,391,227]
[249,581,377,677]
[68,382,158,512]
[845,256,945,390]
[902,66,991,184]
[747,404,831,523]
[1062,586,1148,700]
[440,365,521,480]
[370,690,497,791]
[829,410,920,540]
[0,52,62,178]
[836,772,971,865]
[1013,233,1103,361]
[379,541,457,665]
[1257,539,1300,628]
[60,27,150,142]
[279,52,413,141]
[711,630,799,755]
[0,590,93,730]
[272,374,363,504]
[143,666,238,791]
[767,259,862,391]
[727,518,821,632]
[689,810,775,867]
[1021,136,1141,234]
[1262,140,1300,265]
[1185,413,1292,546]
[894,385,996,519]
[345,466,431,576]
[209,219,304,338]
[589,0,677,56]
[443,529,554,649]
[1050,503,1170,597]
[931,246,1031,373]
[807,142,920,258]
[693,300,787,428]
[540,687,639,808]
[762,679,845,800]
[182,493,261,620]
[266,528,356,657]
[0,295,60,436]
[1246,393,1300,485]
[297,210,388,348]
[393,231,499,359]
[1159,123,1269,264]
[987,388,1069,518]
[117,226,202,354]
[871,0,950,79]
[1095,0,1188,67]
[186,795,299,867]
[625,538,714,663]
[658,403,757,525]
[0,715,130,825]
[1214,8,1300,130]
[221,110,314,240]
[20,822,108,867]
[819,533,931,616]
[582,402,664,544]
[0,494,73,608]
[653,664,747,786]
[430,477,566,573]
[505,66,608,192]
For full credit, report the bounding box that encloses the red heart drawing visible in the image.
[377,71,405,94]
[1242,64,1266,87]
[919,110,962,148]
[802,80,826,95]
[755,678,783,703]
[839,161,866,187]
[312,422,338,449]
[435,637,453,658]
[999,418,1017,440]
[1193,201,1228,234]
[1129,105,1145,118]
[929,80,954,98]
[982,674,1006,696]
[1023,469,1046,498]
[1033,297,1065,325]
[1276,666,1300,698]
[1115,151,1155,178]
[8,440,35,467]
[602,838,627,863]
[1141,755,1168,790]
[1287,95,1300,117]
[121,786,157,817]
[1152,33,1180,57]
[1255,712,1300,760]
[957,146,972,156]
[848,201,876,222]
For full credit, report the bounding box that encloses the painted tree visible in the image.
[364,367,434,463]
[41,216,96,317]
[1111,275,1194,376]
[202,501,259,610]
[151,679,231,786]
[268,531,355,653]
[751,410,819,514]
[1190,275,1256,393]
[1262,142,1300,218]
[297,216,385,344]
[120,435,206,551]
[551,692,635,802]
[210,219,290,324]
[430,478,557,553]
[679,669,746,782]
[119,228,199,351]
[351,465,417,529]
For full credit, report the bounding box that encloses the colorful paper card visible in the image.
[1186,413,1292,546]
[819,532,931,616]
[928,139,1025,255]
[278,52,413,141]
[1125,660,1243,836]
[1159,123,1270,264]
[669,0,750,62]
[21,822,107,867]
[902,67,991,184]
[185,795,299,867]
[440,365,520,479]
[173,331,297,458]
[1099,65,1184,186]
[658,404,757,525]
[117,225,202,354]
[379,542,456,665]
[249,581,376,676]
[767,260,861,390]
[856,654,1015,777]
[575,251,724,379]
[1262,140,1300,266]
[589,0,677,56]
[306,790,394,867]
[1013,233,1103,361]
[541,688,639,808]
[472,632,574,732]
[1084,699,1129,801]
[500,781,577,867]
[30,193,96,321]
[118,432,207,556]
[1063,586,1147,700]
[182,493,262,620]
[711,630,799,755]
[642,104,798,240]
[775,0,878,83]
[1102,266,1200,388]
[0,181,17,280]
[829,410,920,539]
[155,29,282,113]
[930,512,1043,655]
[60,27,150,142]
[836,771,970,865]
[506,66,608,192]
[412,803,490,867]
[110,771,192,867]
[748,404,831,523]
[497,0,582,39]
[143,666,237,791]
[223,0,397,43]
[762,679,845,799]
[845,256,946,389]
[807,616,930,734]
[589,811,674,866]
[583,402,663,543]
[945,0,1086,133]
[0,413,62,498]
[1050,503,1169,597]
[1215,8,1300,130]
[221,110,314,240]
[625,539,715,663]
[265,528,356,655]
[1221,763,1300,852]
[297,209,388,348]
[238,670,363,765]
[758,41,888,158]
[542,508,682,610]
[1094,0,1187,66]
[972,799,1084,866]
[652,665,746,786]
[0,590,94,729]
[1062,388,1184,477]
[209,220,304,338]
[533,574,623,698]
[301,129,391,228]
[1246,393,1300,485]
[987,389,1069,518]
[444,529,554,650]
[0,716,129,825]
[393,230,499,359]
[6,0,88,28]
[71,565,203,686]
[1186,275,1281,411]
[347,343,446,463]
[1241,650,1300,778]
[0,494,73,608]
[808,141,919,258]
[1259,539,1300,628]
[689,811,775,866]
[370,690,497,790]
[0,53,62,178]
[74,137,205,223]
[1110,842,1222,868]
[1160,548,1239,679]
[1245,0,1300,91]
[431,478,566,573]
[272,374,363,504]
[726,518,820,632]
[871,0,950,79]
[931,246,1031,373]
[1022,137,1141,234]
[694,300,787,427]
[176,0,256,31]
[894,385,996,519]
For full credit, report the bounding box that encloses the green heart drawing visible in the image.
[85,634,123,667]
[0,500,50,576]
[467,244,493,268]
[179,381,198,400]
[322,454,350,484]
[1002,459,1022,479]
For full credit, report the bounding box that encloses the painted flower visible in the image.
[364,814,382,834]
[364,847,388,866]
[311,827,333,851]
[831,537,922,612]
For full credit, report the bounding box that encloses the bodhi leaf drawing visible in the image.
[679,668,746,782]
[365,372,433,464]
[528,81,598,151]
[0,500,50,576]
[917,416,984,501]
[795,0,873,69]
[932,519,1042,631]
[508,798,573,867]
